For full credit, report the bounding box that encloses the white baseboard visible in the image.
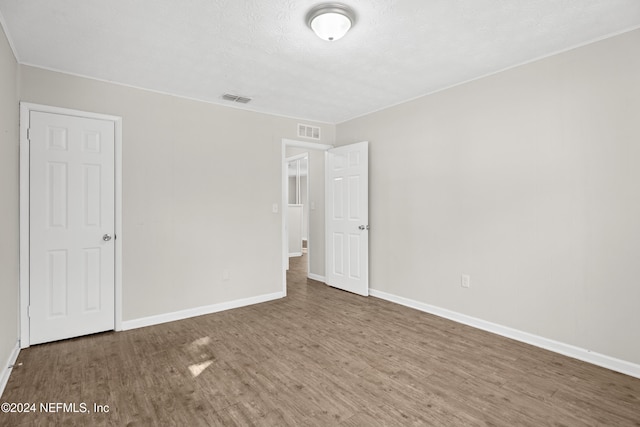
[289,252,303,257]
[122,291,285,331]
[370,289,640,379]
[0,342,20,398]
[308,273,326,282]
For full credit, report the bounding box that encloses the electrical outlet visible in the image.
[461,274,470,288]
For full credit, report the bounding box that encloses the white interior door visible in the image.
[29,111,115,345]
[325,141,369,296]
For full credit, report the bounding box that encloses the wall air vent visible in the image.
[222,93,252,104]
[298,123,321,140]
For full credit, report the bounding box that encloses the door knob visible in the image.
[103,234,112,241]
[358,225,369,230]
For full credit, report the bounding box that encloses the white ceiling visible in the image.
[1,0,639,124]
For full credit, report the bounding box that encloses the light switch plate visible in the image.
[461,274,471,288]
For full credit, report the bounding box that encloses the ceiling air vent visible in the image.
[298,123,320,140]
[222,93,252,104]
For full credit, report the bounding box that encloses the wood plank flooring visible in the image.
[2,254,639,426]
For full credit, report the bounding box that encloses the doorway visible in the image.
[286,151,310,294]
[280,138,370,297]
[281,139,331,295]
[19,103,123,347]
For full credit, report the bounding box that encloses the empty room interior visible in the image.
[1,1,640,425]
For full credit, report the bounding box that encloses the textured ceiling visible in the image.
[1,0,639,123]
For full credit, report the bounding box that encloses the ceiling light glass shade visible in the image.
[307,4,356,41]
[310,12,351,41]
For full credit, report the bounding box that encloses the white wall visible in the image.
[337,29,640,366]
[19,65,335,322]
[0,21,20,389]
[287,205,303,256]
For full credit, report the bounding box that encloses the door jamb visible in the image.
[281,138,332,296]
[19,102,123,348]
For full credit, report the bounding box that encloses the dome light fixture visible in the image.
[306,3,356,42]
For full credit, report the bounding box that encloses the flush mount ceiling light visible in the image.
[306,3,356,42]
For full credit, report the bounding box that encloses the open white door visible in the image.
[325,141,369,296]
[29,111,116,345]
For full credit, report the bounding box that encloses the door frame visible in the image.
[19,102,123,348]
[281,138,332,296]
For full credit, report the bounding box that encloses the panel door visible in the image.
[325,141,369,296]
[29,111,115,345]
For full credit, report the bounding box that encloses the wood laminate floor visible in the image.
[2,254,639,426]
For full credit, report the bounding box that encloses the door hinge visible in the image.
[26,128,31,141]
[27,305,31,317]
